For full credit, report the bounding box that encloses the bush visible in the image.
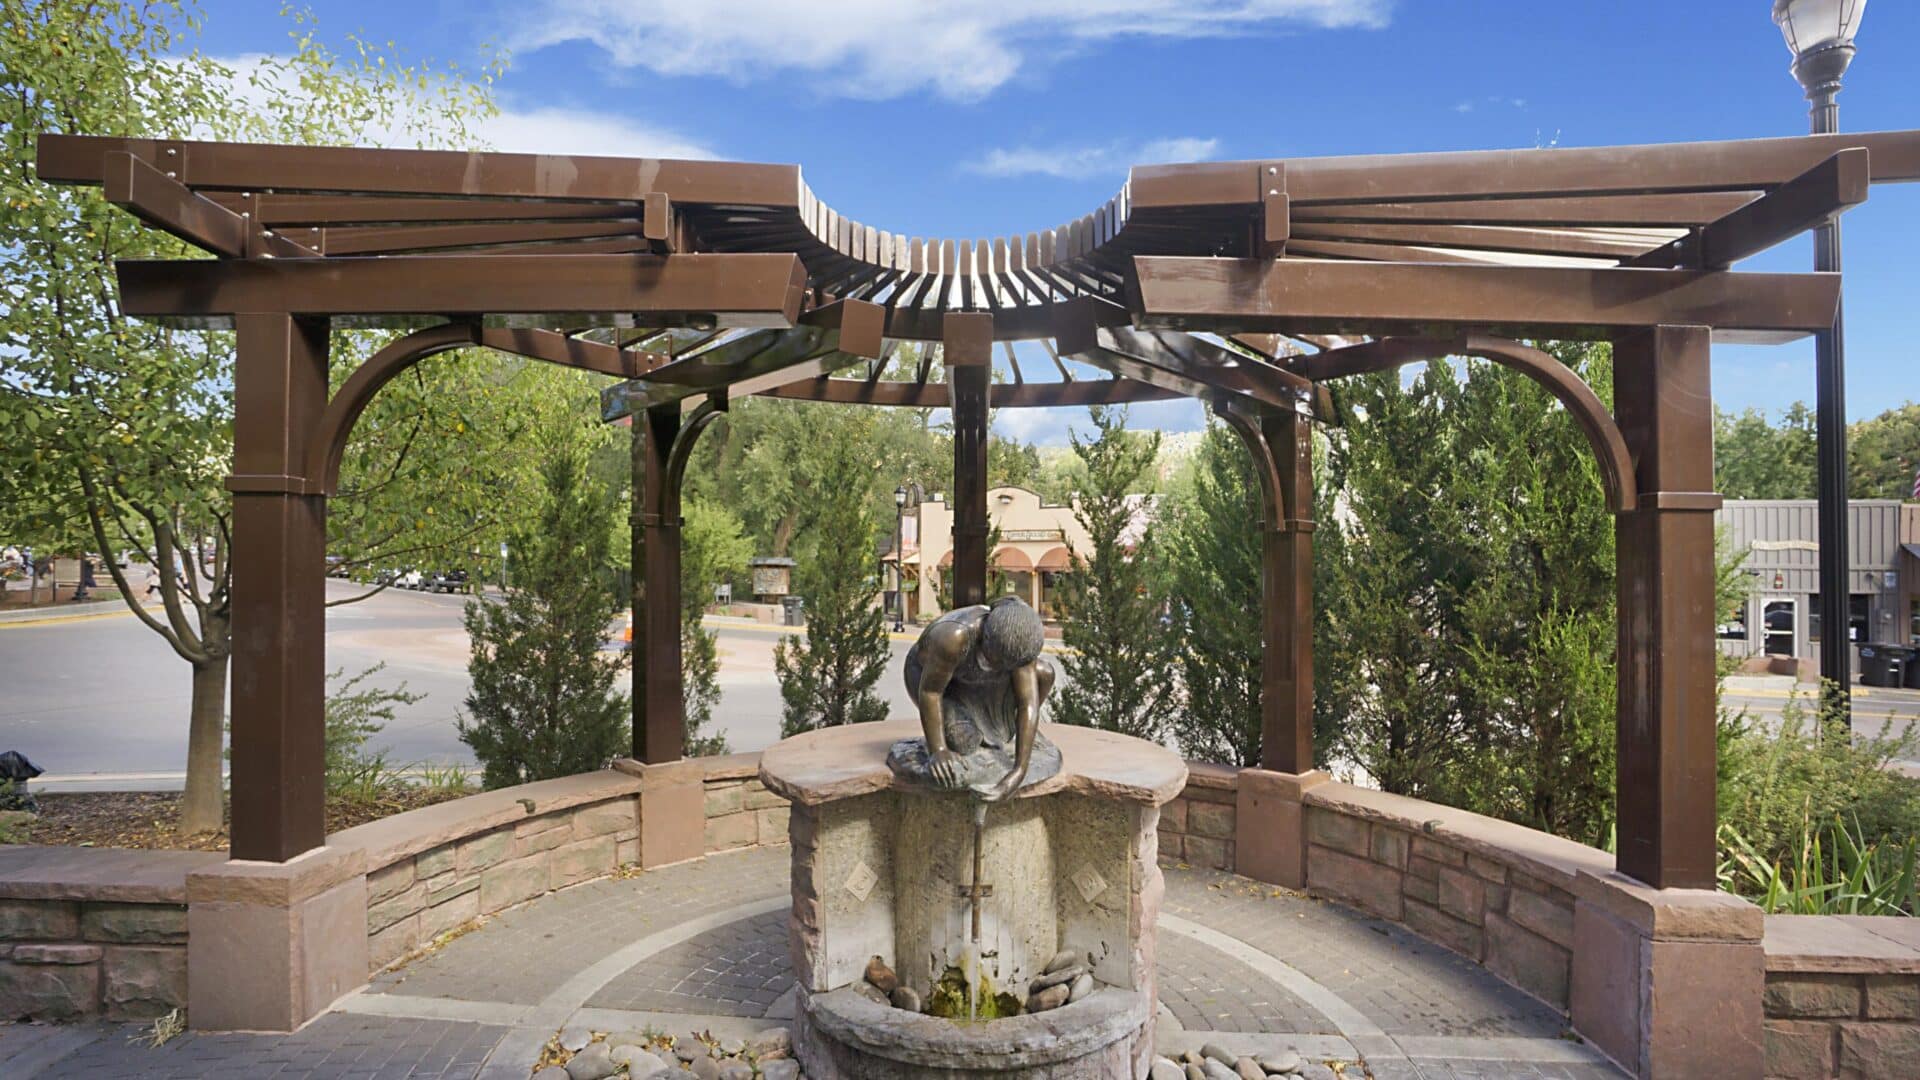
[1717,685,1920,914]
[323,663,422,796]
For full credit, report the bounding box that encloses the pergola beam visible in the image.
[1131,256,1842,340]
[1292,192,1761,228]
[756,376,1180,408]
[114,252,809,330]
[1129,128,1920,208]
[1629,148,1870,269]
[37,132,801,207]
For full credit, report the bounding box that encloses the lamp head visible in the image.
[1773,0,1866,100]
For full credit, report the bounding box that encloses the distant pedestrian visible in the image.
[71,557,95,602]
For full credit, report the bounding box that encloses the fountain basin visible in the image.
[760,721,1186,1080]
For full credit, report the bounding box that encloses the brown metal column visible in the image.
[1261,407,1315,773]
[1613,324,1721,889]
[632,404,685,763]
[946,312,992,608]
[227,313,330,862]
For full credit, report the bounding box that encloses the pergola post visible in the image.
[1261,407,1315,775]
[1611,324,1721,889]
[227,312,330,863]
[946,312,992,607]
[631,404,684,764]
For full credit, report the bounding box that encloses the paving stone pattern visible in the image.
[370,845,788,1005]
[588,907,792,1017]
[1163,864,1568,1039]
[21,1012,503,1079]
[1157,929,1339,1035]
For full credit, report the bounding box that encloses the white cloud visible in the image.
[969,136,1221,180]
[207,53,716,159]
[512,0,1393,102]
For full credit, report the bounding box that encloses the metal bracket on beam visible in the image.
[1259,164,1288,258]
[225,473,321,496]
[644,192,675,253]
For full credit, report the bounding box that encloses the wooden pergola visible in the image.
[34,127,1920,889]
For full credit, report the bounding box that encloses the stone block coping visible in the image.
[1302,782,1612,892]
[759,720,1188,807]
[1183,761,1239,792]
[329,768,642,873]
[699,753,764,782]
[0,846,221,904]
[1764,914,1920,974]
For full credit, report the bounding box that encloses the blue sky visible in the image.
[192,1,1918,445]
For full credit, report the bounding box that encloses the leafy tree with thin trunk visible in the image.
[460,449,629,787]
[1051,406,1176,741]
[1161,420,1264,765]
[0,3,507,833]
[773,412,890,735]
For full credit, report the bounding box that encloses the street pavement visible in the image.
[3,581,1918,788]
[0,579,918,789]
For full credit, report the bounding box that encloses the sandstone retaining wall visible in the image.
[700,753,793,854]
[1156,762,1237,871]
[1761,914,1920,1078]
[0,848,217,1022]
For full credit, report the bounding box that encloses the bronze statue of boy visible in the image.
[886,596,1061,801]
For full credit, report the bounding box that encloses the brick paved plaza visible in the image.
[1,846,1625,1078]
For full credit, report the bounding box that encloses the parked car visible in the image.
[426,569,469,593]
[395,569,425,590]
[325,555,351,578]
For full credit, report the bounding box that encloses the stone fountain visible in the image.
[757,599,1185,1079]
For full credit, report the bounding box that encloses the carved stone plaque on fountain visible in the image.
[759,720,1187,1079]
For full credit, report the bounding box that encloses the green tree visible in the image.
[773,413,891,735]
[1051,407,1176,740]
[1714,403,1816,499]
[458,450,629,787]
[0,1,504,832]
[1849,403,1920,501]
[679,498,753,755]
[1161,420,1264,765]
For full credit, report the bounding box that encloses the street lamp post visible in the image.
[1774,0,1867,707]
[893,486,909,632]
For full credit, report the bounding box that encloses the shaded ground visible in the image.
[8,787,473,851]
[4,846,1627,1079]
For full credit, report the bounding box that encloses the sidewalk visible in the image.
[0,597,154,627]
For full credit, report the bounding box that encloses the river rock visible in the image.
[564,1043,616,1080]
[560,1026,593,1052]
[1201,1061,1239,1080]
[749,1027,791,1059]
[1185,1064,1207,1080]
[1030,964,1088,991]
[689,1057,720,1080]
[1258,1049,1303,1074]
[1150,1058,1185,1080]
[1026,982,1070,1013]
[759,1062,801,1080]
[1201,1043,1237,1065]
[1067,971,1094,1003]
[1236,1058,1265,1080]
[1043,949,1081,974]
[534,1069,569,1080]
[865,955,899,992]
[716,1061,753,1080]
[890,984,922,1012]
[611,1045,667,1078]
[675,1033,704,1061]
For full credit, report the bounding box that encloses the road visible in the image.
[4,582,1919,787]
[0,579,917,788]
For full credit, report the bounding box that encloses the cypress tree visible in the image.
[773,415,891,735]
[1052,406,1177,741]
[459,450,628,787]
[1162,420,1265,765]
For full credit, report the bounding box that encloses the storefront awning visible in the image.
[1035,546,1072,572]
[992,547,1032,571]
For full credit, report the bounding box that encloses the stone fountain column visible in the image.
[759,721,1186,1080]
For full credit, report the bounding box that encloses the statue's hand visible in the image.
[928,749,965,788]
[985,765,1028,803]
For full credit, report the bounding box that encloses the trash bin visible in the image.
[782,595,806,627]
[1906,646,1920,690]
[1859,644,1910,689]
